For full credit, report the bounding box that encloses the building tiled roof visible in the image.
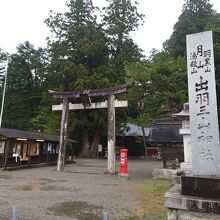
[121,123,150,137]
[0,128,77,143]
[148,117,183,143]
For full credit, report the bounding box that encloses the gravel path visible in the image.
[0,159,162,220]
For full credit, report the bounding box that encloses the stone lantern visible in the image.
[174,103,192,173]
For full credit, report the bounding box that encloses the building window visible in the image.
[0,141,5,154]
[31,143,40,156]
[43,143,47,154]
[16,144,21,155]
[52,143,56,154]
[22,143,28,158]
[48,143,52,153]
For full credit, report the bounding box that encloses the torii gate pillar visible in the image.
[57,98,69,171]
[108,94,116,173]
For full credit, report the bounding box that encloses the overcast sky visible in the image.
[0,0,219,56]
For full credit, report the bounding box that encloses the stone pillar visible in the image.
[174,103,192,173]
[107,94,116,174]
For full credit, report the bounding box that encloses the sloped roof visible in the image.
[121,123,150,137]
[0,128,77,143]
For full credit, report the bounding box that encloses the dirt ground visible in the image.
[0,159,163,220]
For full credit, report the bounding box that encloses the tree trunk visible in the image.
[141,127,147,157]
[81,127,90,157]
[168,98,176,114]
[90,129,101,158]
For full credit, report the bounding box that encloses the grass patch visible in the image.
[136,179,171,219]
[121,179,171,220]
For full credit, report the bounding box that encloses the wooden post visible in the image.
[57,98,69,171]
[3,140,9,170]
[107,94,116,174]
[28,143,31,165]
[163,159,167,169]
[46,144,49,163]
[71,145,74,162]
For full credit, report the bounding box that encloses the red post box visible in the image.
[119,149,128,175]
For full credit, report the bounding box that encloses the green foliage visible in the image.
[163,0,220,117]
[164,0,214,57]
[31,91,61,133]
[204,13,220,116]
[205,13,220,83]
[40,0,144,154]
[0,0,144,143]
[126,51,187,127]
[42,0,112,141]
[103,0,144,37]
[102,0,145,83]
[3,42,47,130]
[4,0,219,157]
[0,48,9,61]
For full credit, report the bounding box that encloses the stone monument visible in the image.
[187,31,220,175]
[165,31,220,219]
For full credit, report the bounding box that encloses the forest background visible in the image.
[0,0,220,156]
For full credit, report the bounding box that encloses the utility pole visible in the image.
[0,59,8,128]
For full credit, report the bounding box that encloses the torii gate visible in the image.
[49,84,129,173]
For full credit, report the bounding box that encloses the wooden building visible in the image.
[0,128,77,169]
[148,117,183,144]
[117,123,150,157]
[100,123,150,158]
[148,117,184,168]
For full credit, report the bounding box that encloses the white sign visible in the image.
[48,143,52,152]
[187,31,220,176]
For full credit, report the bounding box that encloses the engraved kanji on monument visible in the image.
[187,31,220,176]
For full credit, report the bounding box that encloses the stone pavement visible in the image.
[0,159,162,220]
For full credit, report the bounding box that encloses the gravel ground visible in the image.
[0,159,162,220]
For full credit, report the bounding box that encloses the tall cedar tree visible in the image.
[3,42,46,130]
[164,0,213,58]
[43,0,144,156]
[45,0,109,156]
[164,0,220,117]
[102,0,144,83]
[205,13,220,118]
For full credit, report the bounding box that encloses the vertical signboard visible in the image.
[187,31,220,176]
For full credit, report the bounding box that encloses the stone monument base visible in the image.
[165,184,220,220]
[181,176,220,199]
[152,168,178,180]
[180,162,192,172]
[118,173,129,180]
